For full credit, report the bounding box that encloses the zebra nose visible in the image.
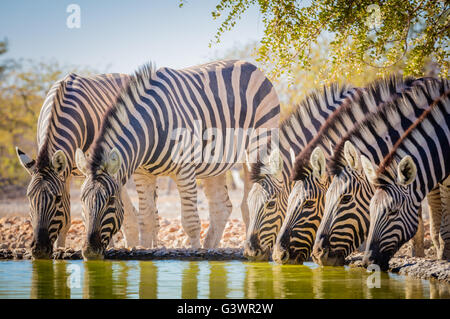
[312,234,330,264]
[244,233,268,260]
[279,229,291,250]
[249,233,261,251]
[362,242,384,268]
[35,227,51,246]
[272,243,289,264]
[315,234,331,252]
[31,228,53,259]
[82,231,105,261]
[87,231,102,249]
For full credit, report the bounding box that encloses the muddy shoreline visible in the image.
[346,253,450,283]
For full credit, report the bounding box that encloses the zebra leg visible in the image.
[439,177,450,260]
[175,168,201,249]
[120,187,140,248]
[203,173,233,248]
[427,185,443,258]
[241,165,251,232]
[411,206,424,257]
[133,172,159,248]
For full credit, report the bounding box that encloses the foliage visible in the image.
[207,0,449,80]
[216,37,397,118]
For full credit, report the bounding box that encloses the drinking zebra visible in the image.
[273,76,427,264]
[244,83,362,260]
[311,77,448,266]
[361,82,449,270]
[75,60,281,259]
[15,73,142,259]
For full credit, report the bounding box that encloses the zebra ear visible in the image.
[310,146,326,181]
[106,148,122,175]
[289,147,296,166]
[361,155,377,184]
[16,147,36,175]
[397,156,417,186]
[267,148,282,176]
[344,141,360,171]
[51,150,67,175]
[75,148,88,176]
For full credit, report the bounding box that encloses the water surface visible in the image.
[0,260,448,299]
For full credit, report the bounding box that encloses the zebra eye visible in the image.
[341,195,352,204]
[304,200,315,208]
[55,195,62,203]
[266,201,276,209]
[109,196,116,204]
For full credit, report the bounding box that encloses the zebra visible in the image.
[74,60,281,260]
[312,77,448,266]
[15,72,146,259]
[272,76,425,264]
[244,83,362,261]
[361,84,450,270]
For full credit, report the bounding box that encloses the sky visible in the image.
[0,0,263,73]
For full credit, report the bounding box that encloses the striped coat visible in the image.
[310,77,447,266]
[362,80,449,269]
[16,73,142,258]
[75,60,281,259]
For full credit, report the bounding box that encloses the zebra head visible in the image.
[76,148,124,260]
[244,148,284,261]
[273,147,329,264]
[361,155,419,271]
[312,142,371,266]
[16,147,69,259]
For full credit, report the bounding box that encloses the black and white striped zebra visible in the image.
[273,76,425,264]
[312,77,448,266]
[75,60,281,260]
[244,83,362,261]
[15,72,144,259]
[361,83,449,270]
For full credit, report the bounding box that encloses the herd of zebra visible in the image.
[14,60,449,271]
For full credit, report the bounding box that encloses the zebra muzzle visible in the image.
[31,228,53,259]
[272,244,290,264]
[82,231,105,260]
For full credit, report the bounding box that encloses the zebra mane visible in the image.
[375,79,450,179]
[89,62,157,174]
[249,83,348,182]
[35,75,73,171]
[327,76,440,176]
[292,75,423,181]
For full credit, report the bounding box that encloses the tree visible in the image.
[208,0,449,79]
[0,39,8,79]
[216,37,393,118]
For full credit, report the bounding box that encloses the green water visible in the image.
[0,260,448,299]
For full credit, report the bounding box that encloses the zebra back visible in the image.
[374,79,450,194]
[88,60,281,184]
[291,75,422,181]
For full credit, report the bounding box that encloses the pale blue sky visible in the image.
[0,1,263,73]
